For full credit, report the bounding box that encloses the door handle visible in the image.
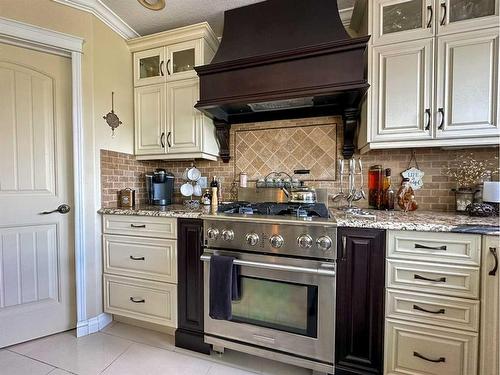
[440,2,447,26]
[166,59,171,75]
[414,351,445,363]
[167,131,172,147]
[414,274,446,283]
[130,224,146,228]
[129,256,145,261]
[40,204,71,215]
[159,60,164,76]
[437,108,445,130]
[160,132,165,148]
[424,108,431,130]
[489,247,498,276]
[341,236,347,261]
[129,297,145,303]
[415,243,447,251]
[413,304,446,314]
[426,5,433,28]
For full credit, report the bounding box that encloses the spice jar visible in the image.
[368,165,383,208]
[397,178,418,212]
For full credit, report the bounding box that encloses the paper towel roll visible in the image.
[483,181,500,203]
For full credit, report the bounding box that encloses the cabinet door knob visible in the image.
[159,60,164,76]
[129,297,145,303]
[167,131,172,147]
[426,5,433,28]
[129,255,145,261]
[415,243,446,251]
[166,59,171,75]
[489,247,498,276]
[413,304,445,314]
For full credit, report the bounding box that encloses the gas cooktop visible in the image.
[217,201,330,218]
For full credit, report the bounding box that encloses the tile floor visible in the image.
[2,322,313,375]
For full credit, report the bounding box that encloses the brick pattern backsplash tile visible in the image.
[101,116,499,211]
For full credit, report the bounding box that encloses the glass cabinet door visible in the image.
[374,0,434,45]
[133,47,166,87]
[439,0,499,33]
[166,40,199,81]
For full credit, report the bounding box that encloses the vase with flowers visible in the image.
[445,154,499,213]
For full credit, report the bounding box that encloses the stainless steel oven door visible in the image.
[202,249,335,365]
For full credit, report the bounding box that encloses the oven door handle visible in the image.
[200,253,335,277]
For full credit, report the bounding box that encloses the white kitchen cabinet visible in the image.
[359,0,500,152]
[134,47,166,87]
[372,0,434,45]
[435,28,499,139]
[371,39,434,141]
[437,0,499,35]
[102,215,178,328]
[166,78,202,154]
[128,23,220,161]
[134,84,166,156]
[479,235,499,375]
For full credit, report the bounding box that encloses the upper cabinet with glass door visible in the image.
[133,40,202,87]
[437,0,499,34]
[372,0,435,45]
[134,47,166,87]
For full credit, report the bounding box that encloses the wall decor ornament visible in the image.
[103,92,122,137]
[401,151,424,190]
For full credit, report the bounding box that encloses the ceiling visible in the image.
[101,0,356,37]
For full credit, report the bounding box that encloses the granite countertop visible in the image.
[98,205,499,235]
[332,209,500,235]
[98,204,210,218]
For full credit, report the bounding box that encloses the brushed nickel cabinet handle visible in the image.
[489,247,498,276]
[130,224,146,228]
[414,274,446,282]
[414,351,445,363]
[130,297,145,303]
[415,243,447,251]
[413,304,446,314]
[129,256,145,261]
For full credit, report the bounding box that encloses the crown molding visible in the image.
[52,0,140,39]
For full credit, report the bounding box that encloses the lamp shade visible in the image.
[483,181,500,203]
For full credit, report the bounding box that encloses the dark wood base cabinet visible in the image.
[175,218,211,354]
[335,227,386,375]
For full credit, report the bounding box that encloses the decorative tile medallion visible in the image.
[234,124,337,181]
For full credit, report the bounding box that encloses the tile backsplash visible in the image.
[101,116,499,211]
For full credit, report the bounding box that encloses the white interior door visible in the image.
[0,43,76,347]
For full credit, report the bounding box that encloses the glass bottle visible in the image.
[382,168,395,210]
[368,165,383,208]
[397,178,418,212]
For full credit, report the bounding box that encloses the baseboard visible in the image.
[114,315,176,335]
[76,313,113,337]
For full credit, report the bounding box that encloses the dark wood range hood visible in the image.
[195,0,370,162]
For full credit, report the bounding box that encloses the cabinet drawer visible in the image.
[103,235,177,283]
[387,260,479,299]
[104,274,177,327]
[102,215,177,239]
[387,231,481,266]
[386,289,479,332]
[385,319,478,375]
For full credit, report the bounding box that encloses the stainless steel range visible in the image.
[202,202,337,374]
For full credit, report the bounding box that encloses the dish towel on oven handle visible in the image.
[209,255,241,320]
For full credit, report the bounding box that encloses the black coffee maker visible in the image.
[146,169,174,206]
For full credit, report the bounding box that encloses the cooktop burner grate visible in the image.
[217,202,329,218]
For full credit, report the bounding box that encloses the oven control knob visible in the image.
[206,228,219,240]
[269,234,284,248]
[245,233,259,246]
[221,229,234,241]
[297,234,313,249]
[316,236,332,251]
